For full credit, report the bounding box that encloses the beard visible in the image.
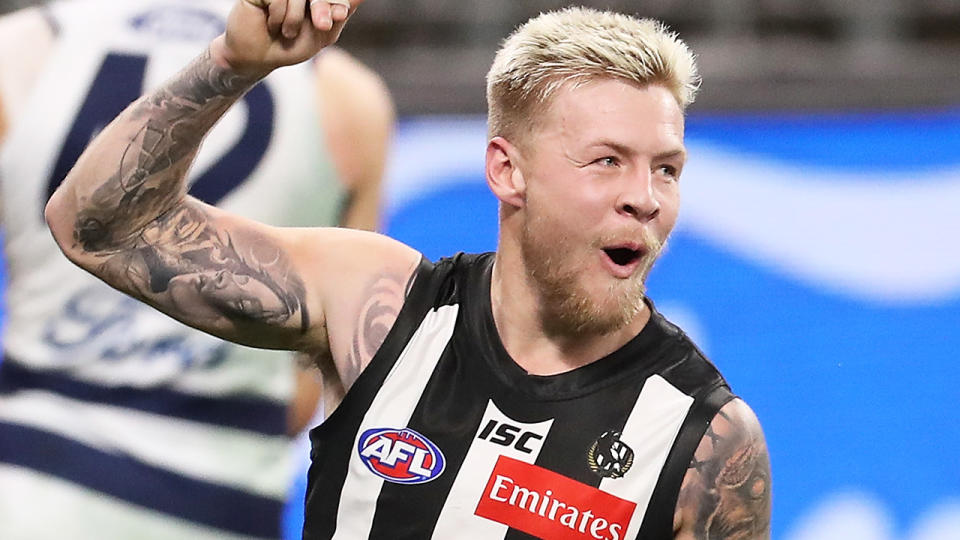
[519,214,664,338]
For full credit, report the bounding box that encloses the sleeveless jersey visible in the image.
[0,1,343,538]
[304,253,735,540]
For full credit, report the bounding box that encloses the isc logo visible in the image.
[477,419,544,454]
[357,428,446,484]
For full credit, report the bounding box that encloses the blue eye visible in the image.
[594,156,619,167]
[657,165,679,179]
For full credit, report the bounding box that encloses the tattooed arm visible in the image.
[45,0,421,370]
[674,398,772,540]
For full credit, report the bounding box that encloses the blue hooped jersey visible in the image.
[304,253,734,540]
[0,1,343,538]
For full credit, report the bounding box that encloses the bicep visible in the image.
[77,197,320,350]
[674,398,772,540]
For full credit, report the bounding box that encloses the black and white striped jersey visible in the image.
[304,253,734,540]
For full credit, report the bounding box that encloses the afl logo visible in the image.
[357,428,446,484]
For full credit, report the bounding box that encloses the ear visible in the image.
[485,136,526,209]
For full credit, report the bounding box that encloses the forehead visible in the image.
[537,79,685,150]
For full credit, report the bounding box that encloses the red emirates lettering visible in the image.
[475,455,636,540]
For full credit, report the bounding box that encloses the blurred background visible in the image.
[3,1,959,539]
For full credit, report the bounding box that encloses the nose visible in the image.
[616,169,660,221]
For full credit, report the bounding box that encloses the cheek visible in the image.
[658,203,679,233]
[656,187,680,232]
[525,180,608,244]
[167,280,193,303]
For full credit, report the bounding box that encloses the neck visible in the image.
[489,253,651,376]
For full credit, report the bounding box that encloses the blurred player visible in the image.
[0,0,393,538]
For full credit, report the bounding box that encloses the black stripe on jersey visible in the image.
[635,329,734,539]
[638,383,734,539]
[498,386,642,540]
[365,254,494,538]
[367,333,494,538]
[303,257,441,540]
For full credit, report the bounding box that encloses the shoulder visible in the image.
[674,398,772,539]
[0,7,57,120]
[649,306,730,395]
[432,252,494,300]
[312,47,395,188]
[0,7,55,64]
[0,6,48,38]
[314,47,392,110]
[359,252,492,318]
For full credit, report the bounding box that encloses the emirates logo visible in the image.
[475,455,637,539]
[587,431,634,479]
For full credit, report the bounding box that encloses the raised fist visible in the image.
[212,0,360,77]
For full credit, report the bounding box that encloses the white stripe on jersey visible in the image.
[331,305,460,539]
[431,400,554,539]
[0,464,267,540]
[601,374,694,539]
[0,391,292,498]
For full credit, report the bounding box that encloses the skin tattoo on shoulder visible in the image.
[339,268,418,383]
[681,408,772,539]
[71,51,309,332]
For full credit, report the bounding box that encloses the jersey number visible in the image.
[45,52,274,206]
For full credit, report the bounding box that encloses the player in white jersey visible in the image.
[0,1,393,538]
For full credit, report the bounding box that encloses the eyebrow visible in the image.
[654,148,687,163]
[591,140,687,163]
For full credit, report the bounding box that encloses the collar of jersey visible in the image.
[454,253,681,401]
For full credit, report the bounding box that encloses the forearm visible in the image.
[46,46,260,257]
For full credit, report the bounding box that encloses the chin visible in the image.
[543,278,646,337]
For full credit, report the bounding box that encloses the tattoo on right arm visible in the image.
[65,51,311,340]
[75,49,257,254]
[100,204,310,333]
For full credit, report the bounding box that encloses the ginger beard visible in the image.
[519,209,664,338]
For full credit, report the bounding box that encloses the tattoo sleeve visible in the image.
[75,49,255,253]
[56,50,311,345]
[678,401,772,539]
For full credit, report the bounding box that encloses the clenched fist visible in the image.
[211,0,362,77]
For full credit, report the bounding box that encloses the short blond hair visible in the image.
[486,7,700,142]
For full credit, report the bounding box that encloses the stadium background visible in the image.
[2,1,958,539]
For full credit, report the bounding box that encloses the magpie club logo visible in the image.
[357,428,446,484]
[587,431,634,479]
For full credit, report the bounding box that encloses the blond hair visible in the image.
[486,7,700,142]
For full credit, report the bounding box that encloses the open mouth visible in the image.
[603,247,642,267]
